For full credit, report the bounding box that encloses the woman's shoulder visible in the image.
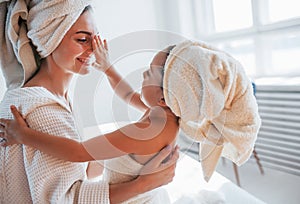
[4,86,56,103]
[0,87,68,117]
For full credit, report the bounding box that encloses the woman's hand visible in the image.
[92,35,111,73]
[0,105,28,147]
[109,145,179,204]
[138,145,180,190]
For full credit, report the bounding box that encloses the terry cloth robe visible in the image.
[0,87,109,204]
[103,155,171,204]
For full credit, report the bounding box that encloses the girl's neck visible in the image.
[147,106,178,124]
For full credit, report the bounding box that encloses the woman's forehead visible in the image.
[69,11,97,35]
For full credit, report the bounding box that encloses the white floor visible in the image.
[216,159,300,204]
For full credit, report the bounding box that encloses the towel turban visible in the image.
[163,40,261,181]
[0,0,92,89]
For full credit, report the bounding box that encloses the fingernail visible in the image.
[165,145,172,151]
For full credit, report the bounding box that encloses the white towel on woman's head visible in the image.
[0,0,92,89]
[163,40,261,181]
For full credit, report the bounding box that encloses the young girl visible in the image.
[1,39,261,202]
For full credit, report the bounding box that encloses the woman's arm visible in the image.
[92,35,148,112]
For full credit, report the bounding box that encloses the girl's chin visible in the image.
[140,93,150,107]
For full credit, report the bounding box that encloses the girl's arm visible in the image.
[0,106,170,162]
[92,35,148,112]
[105,66,147,112]
[0,106,94,162]
[0,106,127,161]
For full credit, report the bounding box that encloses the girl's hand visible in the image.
[0,105,28,147]
[92,35,111,73]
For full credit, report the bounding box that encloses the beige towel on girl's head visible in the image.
[163,40,261,182]
[0,0,92,89]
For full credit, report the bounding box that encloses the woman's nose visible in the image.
[85,43,93,55]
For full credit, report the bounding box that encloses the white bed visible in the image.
[164,152,265,204]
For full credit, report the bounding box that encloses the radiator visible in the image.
[254,85,300,176]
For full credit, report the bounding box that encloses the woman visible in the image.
[0,1,178,203]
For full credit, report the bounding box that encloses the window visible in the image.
[217,38,256,77]
[191,0,300,79]
[213,0,253,32]
[268,0,300,23]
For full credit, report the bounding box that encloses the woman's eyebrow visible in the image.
[75,31,92,35]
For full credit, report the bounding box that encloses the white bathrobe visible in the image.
[0,87,109,204]
[104,155,171,204]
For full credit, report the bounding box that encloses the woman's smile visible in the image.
[77,57,91,66]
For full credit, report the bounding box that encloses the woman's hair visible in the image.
[82,5,93,14]
[26,4,94,83]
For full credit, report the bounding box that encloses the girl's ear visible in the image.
[158,98,167,107]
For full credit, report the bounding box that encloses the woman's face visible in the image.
[141,50,168,107]
[51,10,97,75]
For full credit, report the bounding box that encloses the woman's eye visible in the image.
[77,37,92,44]
[77,38,87,42]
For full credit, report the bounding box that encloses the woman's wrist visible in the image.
[109,176,146,203]
[133,175,155,194]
